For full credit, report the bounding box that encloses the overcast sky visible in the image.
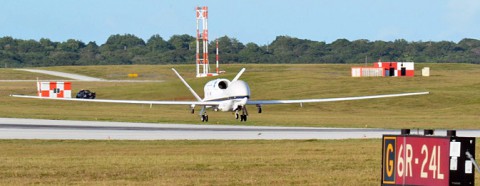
[1,0,479,45]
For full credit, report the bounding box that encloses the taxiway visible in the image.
[2,118,480,140]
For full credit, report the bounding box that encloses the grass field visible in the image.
[1,139,479,185]
[1,63,479,129]
[1,64,480,184]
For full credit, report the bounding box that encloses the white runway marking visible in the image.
[1,118,479,140]
[7,69,163,83]
[15,69,105,81]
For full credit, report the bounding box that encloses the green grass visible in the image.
[1,64,480,185]
[0,139,386,185]
[1,63,479,128]
[1,139,479,185]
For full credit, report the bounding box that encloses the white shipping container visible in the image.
[352,67,361,77]
[351,67,383,77]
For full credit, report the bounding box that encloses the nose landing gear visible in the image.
[235,106,249,122]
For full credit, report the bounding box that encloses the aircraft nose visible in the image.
[227,80,250,97]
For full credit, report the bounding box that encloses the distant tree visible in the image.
[215,36,244,63]
[163,34,196,63]
[57,39,86,52]
[303,41,327,63]
[102,34,145,51]
[0,36,18,51]
[238,42,267,63]
[78,41,101,65]
[168,34,195,50]
[147,34,172,52]
[329,39,353,63]
[1,34,480,67]
[458,38,480,48]
[17,39,43,53]
[39,38,57,52]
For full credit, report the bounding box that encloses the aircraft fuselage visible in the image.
[203,79,251,112]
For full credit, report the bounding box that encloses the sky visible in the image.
[1,0,479,45]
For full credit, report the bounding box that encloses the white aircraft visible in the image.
[11,68,429,122]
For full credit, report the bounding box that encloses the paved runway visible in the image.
[1,118,480,140]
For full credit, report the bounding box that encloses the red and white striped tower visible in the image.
[195,6,219,77]
[196,6,209,77]
[216,39,219,74]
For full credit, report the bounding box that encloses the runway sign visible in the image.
[382,133,475,185]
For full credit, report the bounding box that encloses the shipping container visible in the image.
[351,67,384,77]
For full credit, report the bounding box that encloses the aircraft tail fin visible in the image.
[171,68,202,101]
[231,68,246,83]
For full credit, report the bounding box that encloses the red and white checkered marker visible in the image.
[37,82,71,98]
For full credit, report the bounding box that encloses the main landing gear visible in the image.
[194,105,260,122]
[256,104,262,114]
[201,114,209,122]
[235,106,249,122]
[195,106,209,122]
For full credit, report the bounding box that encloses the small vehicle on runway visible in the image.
[76,90,96,99]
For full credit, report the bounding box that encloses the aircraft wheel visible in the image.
[240,115,247,122]
[235,113,239,120]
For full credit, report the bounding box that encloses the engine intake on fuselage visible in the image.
[218,81,228,89]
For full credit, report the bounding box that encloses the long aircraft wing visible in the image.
[246,92,429,105]
[11,91,429,106]
[10,95,222,106]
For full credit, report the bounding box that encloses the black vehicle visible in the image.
[76,89,96,99]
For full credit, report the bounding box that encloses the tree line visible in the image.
[0,34,479,68]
